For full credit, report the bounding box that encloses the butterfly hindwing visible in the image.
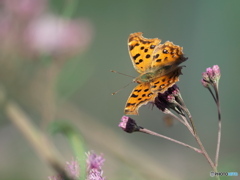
[124,83,155,115]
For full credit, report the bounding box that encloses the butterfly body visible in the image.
[124,32,187,115]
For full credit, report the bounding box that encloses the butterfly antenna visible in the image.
[110,70,135,78]
[111,81,134,95]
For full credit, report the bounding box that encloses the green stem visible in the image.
[213,84,221,168]
[5,100,74,180]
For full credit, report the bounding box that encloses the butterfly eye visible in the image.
[163,49,168,54]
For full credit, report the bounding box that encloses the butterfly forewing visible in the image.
[128,32,161,73]
[151,41,186,71]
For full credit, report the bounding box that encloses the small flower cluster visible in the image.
[154,85,184,114]
[201,65,221,107]
[48,151,105,180]
[86,151,105,180]
[201,65,221,89]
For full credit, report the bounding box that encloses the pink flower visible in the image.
[86,151,105,172]
[87,169,105,180]
[1,0,46,20]
[201,65,221,87]
[65,158,80,178]
[24,15,93,56]
[119,116,140,133]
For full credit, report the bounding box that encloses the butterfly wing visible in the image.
[124,83,155,115]
[128,32,161,74]
[150,67,182,93]
[151,41,187,72]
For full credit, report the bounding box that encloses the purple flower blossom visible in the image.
[155,85,180,111]
[24,15,93,56]
[86,151,105,172]
[48,152,106,180]
[119,116,141,133]
[87,169,106,180]
[201,65,221,88]
[65,158,80,178]
[167,94,175,103]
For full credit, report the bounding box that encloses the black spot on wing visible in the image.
[144,88,149,92]
[134,89,142,92]
[140,40,151,44]
[154,54,159,59]
[146,54,151,58]
[133,53,140,60]
[126,103,136,107]
[131,94,138,98]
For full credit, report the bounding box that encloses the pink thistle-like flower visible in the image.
[212,65,221,80]
[201,65,221,88]
[65,158,80,178]
[206,67,214,78]
[87,169,106,180]
[119,116,141,133]
[24,14,93,57]
[167,94,175,103]
[155,85,180,111]
[86,151,105,172]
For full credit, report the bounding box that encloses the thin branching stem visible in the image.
[194,135,216,169]
[179,115,195,136]
[174,101,196,134]
[207,87,217,103]
[139,128,202,153]
[213,84,221,168]
[163,109,186,125]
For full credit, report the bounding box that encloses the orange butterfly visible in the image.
[124,32,187,115]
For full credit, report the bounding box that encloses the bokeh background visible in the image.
[0,0,239,179]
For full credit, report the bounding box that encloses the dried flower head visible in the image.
[201,65,221,88]
[155,85,180,111]
[119,116,141,133]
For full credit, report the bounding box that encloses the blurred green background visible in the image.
[0,0,239,179]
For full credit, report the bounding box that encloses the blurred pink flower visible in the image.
[65,158,80,178]
[86,151,105,172]
[1,0,46,20]
[87,169,105,180]
[24,15,93,56]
